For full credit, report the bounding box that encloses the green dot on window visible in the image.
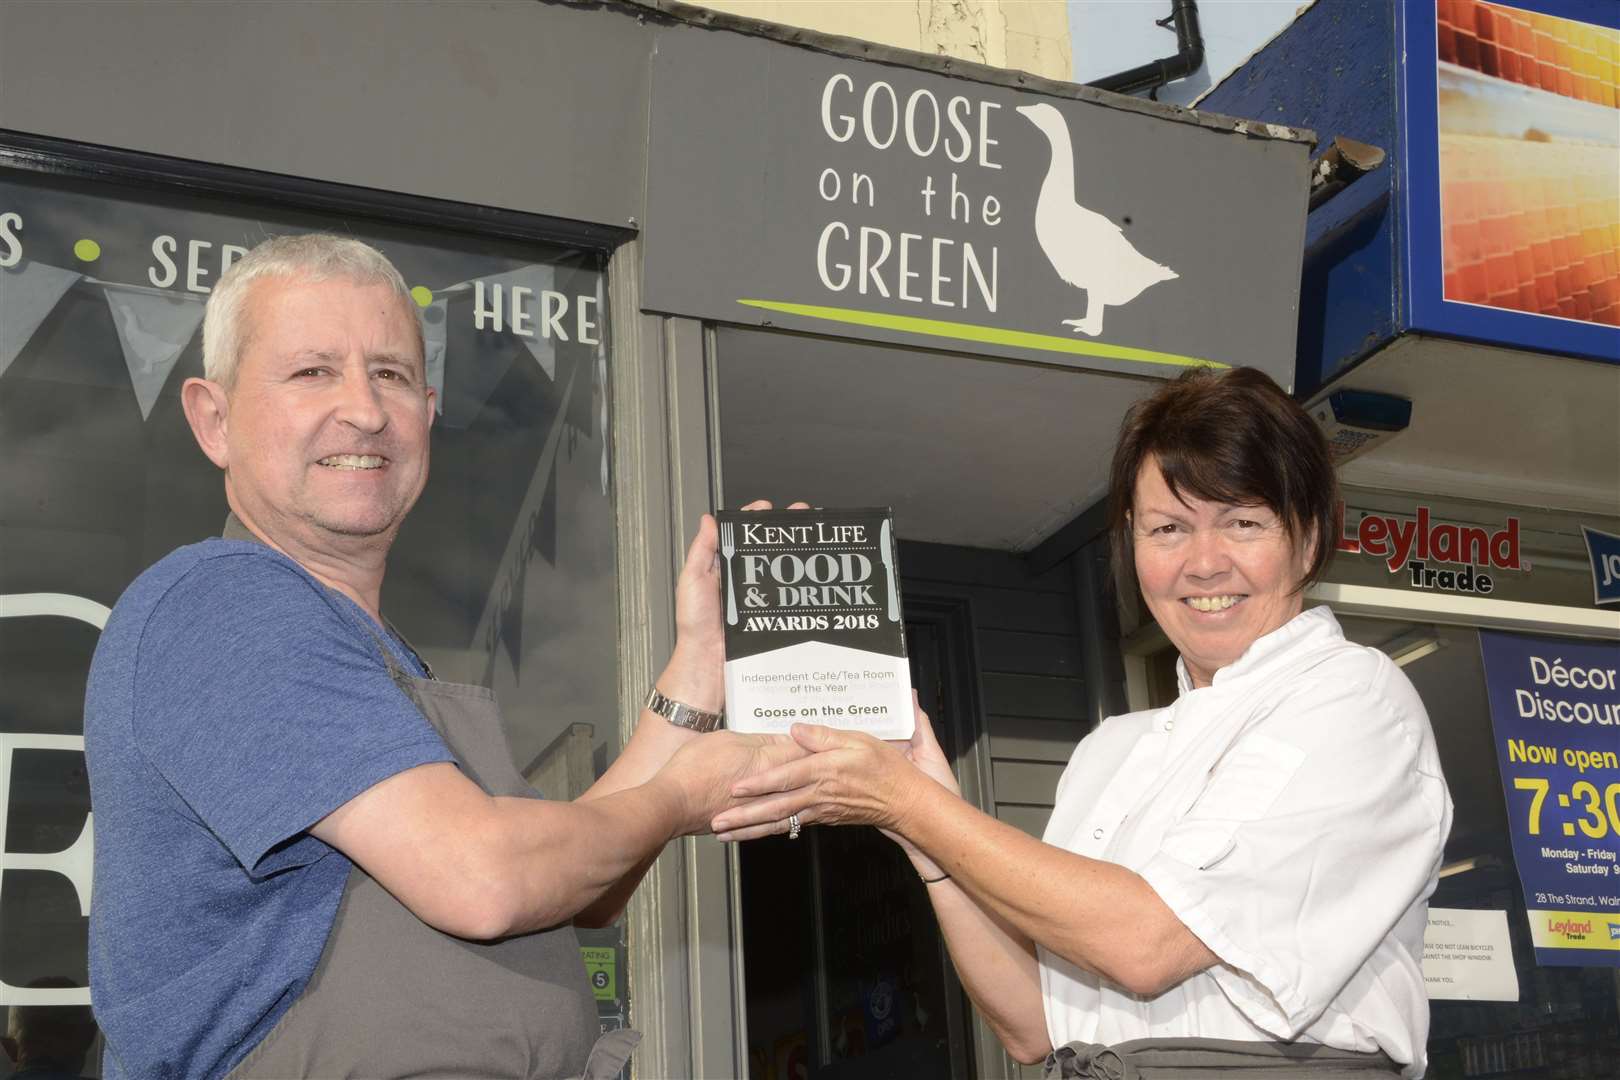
[410,286,433,308]
[74,238,102,262]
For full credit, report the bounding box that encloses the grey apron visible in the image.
[1044,1038,1402,1079]
[221,516,639,1080]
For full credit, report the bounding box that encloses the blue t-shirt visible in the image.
[84,540,455,1080]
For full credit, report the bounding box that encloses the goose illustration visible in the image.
[1016,102,1178,336]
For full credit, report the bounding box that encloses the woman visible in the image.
[713,367,1453,1078]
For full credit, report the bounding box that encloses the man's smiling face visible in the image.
[218,274,434,553]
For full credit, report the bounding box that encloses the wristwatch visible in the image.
[643,686,725,733]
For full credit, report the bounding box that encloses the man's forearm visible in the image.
[580,649,721,804]
[312,761,689,941]
[580,711,694,802]
[487,779,685,936]
[569,714,694,927]
[317,730,790,940]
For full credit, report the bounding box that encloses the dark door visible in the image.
[739,611,976,1080]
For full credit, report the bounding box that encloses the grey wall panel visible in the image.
[0,0,652,228]
[901,541,1075,593]
[939,586,1078,635]
[977,629,1083,677]
[987,716,1081,763]
[900,542,1088,863]
[980,671,1086,719]
[992,761,1064,807]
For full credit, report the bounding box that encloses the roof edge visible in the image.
[577,0,1318,146]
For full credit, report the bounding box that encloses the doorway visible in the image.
[737,603,978,1080]
[713,325,1145,1078]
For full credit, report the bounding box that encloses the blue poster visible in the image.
[1480,631,1620,967]
[1585,526,1620,607]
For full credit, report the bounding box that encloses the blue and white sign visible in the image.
[1584,526,1620,607]
[1480,631,1620,967]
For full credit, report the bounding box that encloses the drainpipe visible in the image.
[1086,0,1206,99]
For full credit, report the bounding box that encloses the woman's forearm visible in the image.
[891,817,1047,1060]
[917,868,1052,1063]
[902,781,1215,997]
[712,723,1213,996]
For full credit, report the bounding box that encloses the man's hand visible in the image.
[658,500,809,714]
[658,513,727,713]
[651,731,810,836]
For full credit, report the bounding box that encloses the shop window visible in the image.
[1338,616,1620,1080]
[0,143,619,1070]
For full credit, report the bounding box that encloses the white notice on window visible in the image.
[1422,908,1519,1001]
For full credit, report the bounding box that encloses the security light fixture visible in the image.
[1309,389,1413,466]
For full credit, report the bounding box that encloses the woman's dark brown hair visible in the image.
[1107,366,1340,595]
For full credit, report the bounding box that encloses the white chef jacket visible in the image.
[1039,606,1452,1078]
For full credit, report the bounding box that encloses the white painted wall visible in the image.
[1069,0,1314,106]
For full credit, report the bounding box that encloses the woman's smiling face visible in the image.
[1131,457,1314,689]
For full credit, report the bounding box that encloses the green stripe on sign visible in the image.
[736,299,1226,370]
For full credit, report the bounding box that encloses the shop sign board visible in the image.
[1584,525,1620,606]
[1331,493,1620,612]
[1336,501,1524,596]
[643,25,1311,386]
[1399,0,1620,363]
[1479,630,1620,967]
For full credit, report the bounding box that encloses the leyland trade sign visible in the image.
[642,24,1312,386]
[1338,503,1524,595]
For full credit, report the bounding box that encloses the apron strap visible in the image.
[220,513,431,680]
[381,616,436,680]
[572,1028,643,1080]
[1044,1038,1403,1079]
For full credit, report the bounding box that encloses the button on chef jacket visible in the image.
[1039,606,1453,1079]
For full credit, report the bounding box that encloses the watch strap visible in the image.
[644,686,725,733]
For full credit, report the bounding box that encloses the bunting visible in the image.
[423,297,449,413]
[1,260,597,426]
[438,264,559,381]
[102,285,206,419]
[0,260,81,378]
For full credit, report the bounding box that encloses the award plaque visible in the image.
[717,507,914,738]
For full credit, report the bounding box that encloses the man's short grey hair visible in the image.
[202,233,423,387]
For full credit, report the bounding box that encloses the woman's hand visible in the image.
[882,697,957,873]
[710,698,949,842]
[653,731,809,837]
[894,694,959,796]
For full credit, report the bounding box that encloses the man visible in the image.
[84,234,795,1079]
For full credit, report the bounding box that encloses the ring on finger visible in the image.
[787,813,802,840]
